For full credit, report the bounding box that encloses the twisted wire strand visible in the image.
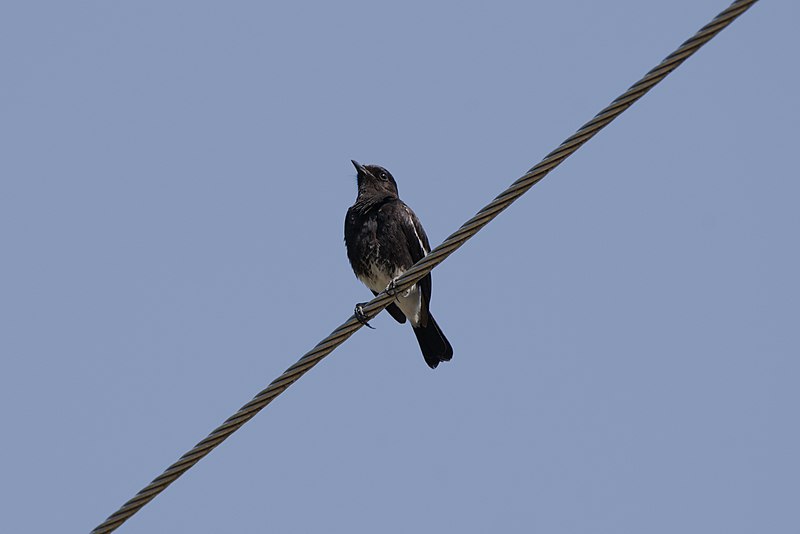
[92,1,758,531]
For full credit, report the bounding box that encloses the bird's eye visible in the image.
[379,172,388,181]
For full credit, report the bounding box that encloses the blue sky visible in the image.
[2,1,797,533]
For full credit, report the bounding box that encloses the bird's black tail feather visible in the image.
[413,313,453,369]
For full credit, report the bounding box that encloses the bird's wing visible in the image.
[401,204,431,259]
[398,202,433,312]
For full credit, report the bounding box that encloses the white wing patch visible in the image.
[404,205,428,256]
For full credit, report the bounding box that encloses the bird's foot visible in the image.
[385,278,399,296]
[387,278,412,298]
[354,302,375,329]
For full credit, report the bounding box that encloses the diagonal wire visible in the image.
[91,1,759,531]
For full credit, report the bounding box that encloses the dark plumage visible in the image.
[344,160,453,369]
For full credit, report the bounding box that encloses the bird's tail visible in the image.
[413,313,453,369]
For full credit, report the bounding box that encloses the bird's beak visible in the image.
[351,159,368,176]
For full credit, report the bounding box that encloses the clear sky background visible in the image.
[1,1,797,533]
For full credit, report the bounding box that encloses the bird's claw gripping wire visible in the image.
[354,303,375,329]
[385,278,399,297]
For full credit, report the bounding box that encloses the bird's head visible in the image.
[351,160,399,198]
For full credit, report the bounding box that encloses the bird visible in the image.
[344,160,453,369]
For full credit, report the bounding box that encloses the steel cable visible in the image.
[91,1,759,531]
